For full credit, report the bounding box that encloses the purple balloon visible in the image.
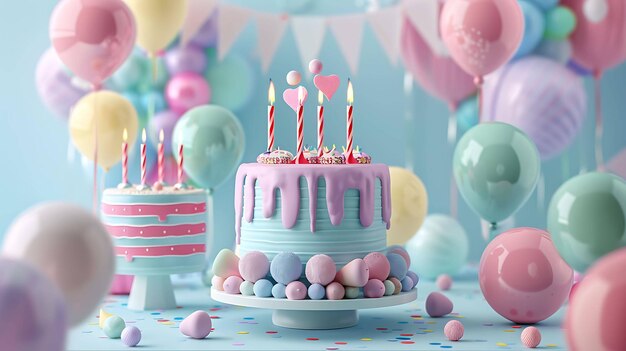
[164,45,208,75]
[0,258,67,351]
[148,110,181,154]
[35,48,89,120]
[165,72,211,113]
[190,11,218,48]
[482,56,587,160]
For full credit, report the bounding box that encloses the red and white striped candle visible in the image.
[122,128,128,185]
[346,80,354,154]
[296,87,304,159]
[268,80,275,151]
[177,134,184,185]
[317,90,324,155]
[157,129,164,184]
[140,128,147,186]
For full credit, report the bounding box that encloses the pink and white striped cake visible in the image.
[101,187,207,276]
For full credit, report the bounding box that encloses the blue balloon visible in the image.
[523,0,558,11]
[110,53,146,91]
[205,54,254,112]
[514,1,545,58]
[456,95,479,134]
[122,91,145,118]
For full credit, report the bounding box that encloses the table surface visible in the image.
[68,275,567,351]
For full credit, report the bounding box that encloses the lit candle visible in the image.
[120,128,129,188]
[177,131,184,186]
[158,129,164,184]
[295,86,306,164]
[268,80,275,152]
[345,79,356,164]
[317,90,324,156]
[140,128,147,186]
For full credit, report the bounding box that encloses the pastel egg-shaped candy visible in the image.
[335,259,369,287]
[253,279,273,297]
[326,282,345,300]
[270,253,302,285]
[387,245,411,268]
[309,59,323,74]
[401,276,414,292]
[286,70,301,86]
[389,277,402,294]
[345,286,360,299]
[239,280,254,296]
[436,274,453,291]
[223,276,244,294]
[308,283,326,300]
[426,292,453,317]
[363,252,391,281]
[213,249,240,278]
[364,279,385,298]
[305,254,336,286]
[180,310,212,339]
[387,253,408,280]
[272,283,287,298]
[239,251,270,283]
[383,280,395,296]
[211,275,225,291]
[444,320,464,341]
[104,315,126,339]
[521,326,541,348]
[406,271,419,288]
[285,281,307,300]
[121,326,141,347]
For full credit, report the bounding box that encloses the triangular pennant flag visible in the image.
[403,0,448,56]
[180,0,218,47]
[218,5,253,60]
[328,14,365,75]
[367,5,402,65]
[291,16,327,72]
[256,13,289,72]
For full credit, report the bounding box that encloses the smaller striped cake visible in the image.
[101,187,207,276]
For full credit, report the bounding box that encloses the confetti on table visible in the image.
[496,342,508,347]
[306,337,319,341]
[237,331,249,335]
[361,337,373,341]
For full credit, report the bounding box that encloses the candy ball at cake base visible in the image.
[383,280,395,296]
[272,283,287,298]
[326,282,345,300]
[308,283,326,300]
[180,311,212,339]
[121,326,141,347]
[521,326,541,348]
[239,251,270,283]
[305,254,336,286]
[211,275,225,291]
[223,276,244,294]
[389,277,402,294]
[426,292,453,317]
[104,316,126,339]
[406,271,419,288]
[270,253,303,285]
[239,280,254,296]
[285,281,307,300]
[401,276,414,292]
[212,249,241,278]
[444,320,464,341]
[345,286,360,299]
[363,252,391,281]
[387,245,411,268]
[436,274,453,291]
[335,258,369,287]
[480,228,573,324]
[253,279,274,297]
[364,279,385,298]
[387,253,408,280]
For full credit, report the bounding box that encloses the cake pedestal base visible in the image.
[273,309,358,329]
[128,275,176,310]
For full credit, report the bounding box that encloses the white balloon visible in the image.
[583,0,608,23]
[2,202,114,326]
[405,214,469,280]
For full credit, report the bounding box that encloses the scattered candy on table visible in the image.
[180,310,213,339]
[436,274,453,291]
[444,320,464,341]
[103,316,126,339]
[425,292,453,318]
[521,326,542,348]
[120,326,141,347]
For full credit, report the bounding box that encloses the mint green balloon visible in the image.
[545,6,577,40]
[205,54,254,112]
[453,122,540,225]
[172,105,245,190]
[548,172,626,272]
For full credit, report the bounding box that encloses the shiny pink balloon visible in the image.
[401,18,475,110]
[49,0,136,87]
[479,228,573,324]
[440,0,524,80]
[165,72,212,113]
[562,0,626,75]
[566,248,626,350]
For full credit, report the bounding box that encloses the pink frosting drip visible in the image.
[234,163,391,244]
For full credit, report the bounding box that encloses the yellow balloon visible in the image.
[69,91,138,171]
[387,167,428,246]
[124,0,188,55]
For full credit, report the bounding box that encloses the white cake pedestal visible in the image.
[128,275,176,310]
[211,288,417,330]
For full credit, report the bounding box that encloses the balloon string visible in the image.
[594,75,604,171]
[447,105,457,145]
[450,173,458,219]
[92,90,99,215]
[475,76,484,123]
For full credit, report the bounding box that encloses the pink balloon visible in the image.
[562,0,626,75]
[440,0,524,80]
[401,18,475,109]
[479,228,573,324]
[49,0,136,87]
[165,72,212,113]
[566,248,626,350]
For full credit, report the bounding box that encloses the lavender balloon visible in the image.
[148,110,181,154]
[0,258,67,351]
[165,45,208,75]
[482,56,586,160]
[35,48,88,120]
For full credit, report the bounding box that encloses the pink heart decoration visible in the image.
[314,74,340,101]
[283,86,308,112]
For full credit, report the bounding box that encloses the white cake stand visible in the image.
[211,288,417,329]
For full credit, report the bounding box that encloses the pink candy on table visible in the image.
[436,274,453,291]
[179,310,212,339]
[326,282,345,300]
[223,276,244,294]
[363,279,385,298]
[238,251,270,283]
[425,292,453,317]
[285,281,307,300]
[521,326,541,348]
[444,320,464,341]
[363,252,391,281]
[305,254,336,286]
[335,258,369,288]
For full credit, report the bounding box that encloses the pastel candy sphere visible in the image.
[253,279,273,297]
[401,277,414,292]
[270,253,302,285]
[272,283,287,298]
[309,59,323,74]
[305,254,336,286]
[436,274,453,291]
[308,283,326,300]
[406,271,419,288]
[389,277,402,294]
[180,310,212,339]
[213,249,240,278]
[335,258,369,287]
[444,320,464,341]
[345,286,360,299]
[211,275,225,291]
[521,326,541,348]
[285,281,307,300]
[364,279,385,298]
[387,245,411,268]
[239,280,254,296]
[387,253,408,280]
[363,252,391,281]
[426,292,453,317]
[286,70,302,86]
[239,251,270,283]
[383,280,395,296]
[121,326,141,347]
[104,316,126,339]
[326,282,345,300]
[479,228,573,324]
[223,276,244,294]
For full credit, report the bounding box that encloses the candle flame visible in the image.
[123,128,128,142]
[268,79,275,105]
[298,86,304,104]
[142,128,146,143]
[347,79,353,105]
[318,90,324,105]
[159,129,164,143]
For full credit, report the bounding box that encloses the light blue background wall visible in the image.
[2,0,626,262]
